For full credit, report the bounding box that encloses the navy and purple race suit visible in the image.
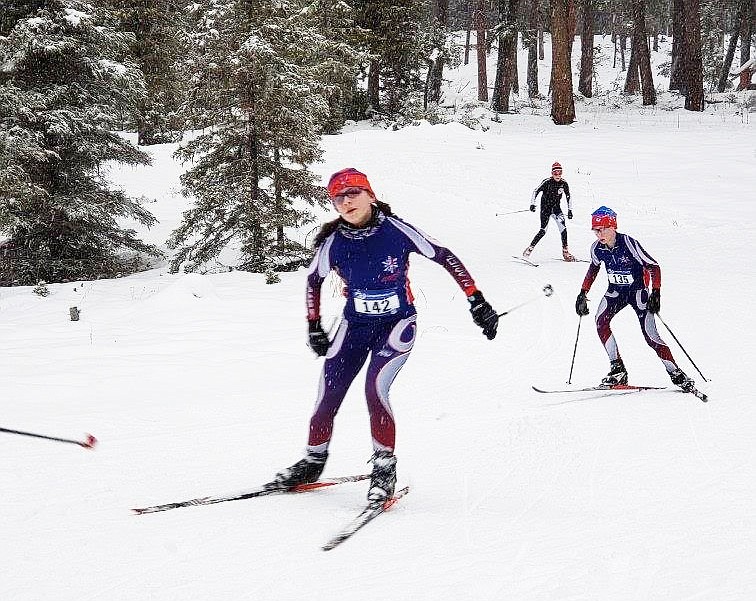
[581,232,679,372]
[304,209,478,454]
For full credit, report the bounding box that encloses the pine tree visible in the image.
[104,0,191,145]
[426,0,451,108]
[700,0,724,91]
[297,0,367,133]
[354,0,431,118]
[0,0,158,285]
[0,1,45,35]
[168,0,360,274]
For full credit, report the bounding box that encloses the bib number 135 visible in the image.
[607,272,634,285]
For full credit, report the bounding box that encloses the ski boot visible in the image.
[523,246,534,258]
[601,359,628,386]
[669,368,695,392]
[562,247,576,262]
[272,451,328,489]
[367,451,397,505]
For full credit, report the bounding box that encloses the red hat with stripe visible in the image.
[327,168,375,199]
[551,161,562,173]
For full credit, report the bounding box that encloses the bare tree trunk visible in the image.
[492,0,519,112]
[475,0,488,101]
[511,31,520,94]
[683,0,704,111]
[551,0,576,124]
[718,0,750,91]
[578,0,594,97]
[741,0,754,64]
[633,0,656,104]
[367,59,380,111]
[465,5,472,65]
[538,11,545,60]
[427,0,449,104]
[624,36,639,92]
[620,31,626,69]
[526,0,540,96]
[274,147,283,249]
[670,0,685,90]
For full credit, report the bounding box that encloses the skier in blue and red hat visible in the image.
[574,206,695,391]
[272,168,500,505]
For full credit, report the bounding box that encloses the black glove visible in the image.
[647,289,660,314]
[567,209,573,219]
[468,291,498,340]
[529,205,536,212]
[575,291,589,316]
[308,319,330,356]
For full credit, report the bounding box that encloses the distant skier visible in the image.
[273,168,499,505]
[574,206,694,391]
[523,161,574,261]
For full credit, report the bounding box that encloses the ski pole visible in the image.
[567,316,582,384]
[657,314,709,382]
[495,209,531,217]
[498,284,553,317]
[0,427,97,449]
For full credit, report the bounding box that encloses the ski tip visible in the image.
[81,434,97,449]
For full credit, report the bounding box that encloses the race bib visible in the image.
[607,272,634,286]
[353,289,401,316]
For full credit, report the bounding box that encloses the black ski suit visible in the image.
[529,177,572,249]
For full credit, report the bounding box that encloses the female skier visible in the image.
[273,168,499,505]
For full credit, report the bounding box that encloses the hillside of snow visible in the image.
[2,34,755,601]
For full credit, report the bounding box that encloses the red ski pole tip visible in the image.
[83,434,97,449]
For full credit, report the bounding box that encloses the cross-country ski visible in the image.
[532,384,666,394]
[512,255,539,267]
[322,486,410,551]
[132,475,370,515]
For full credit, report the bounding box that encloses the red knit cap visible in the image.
[591,206,618,229]
[327,168,375,198]
[551,162,562,173]
[591,213,617,229]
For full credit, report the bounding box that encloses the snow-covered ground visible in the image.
[2,35,755,601]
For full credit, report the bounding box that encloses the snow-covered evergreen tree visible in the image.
[354,0,432,119]
[700,0,724,91]
[105,0,190,145]
[0,0,158,285]
[297,0,367,133]
[168,0,361,274]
